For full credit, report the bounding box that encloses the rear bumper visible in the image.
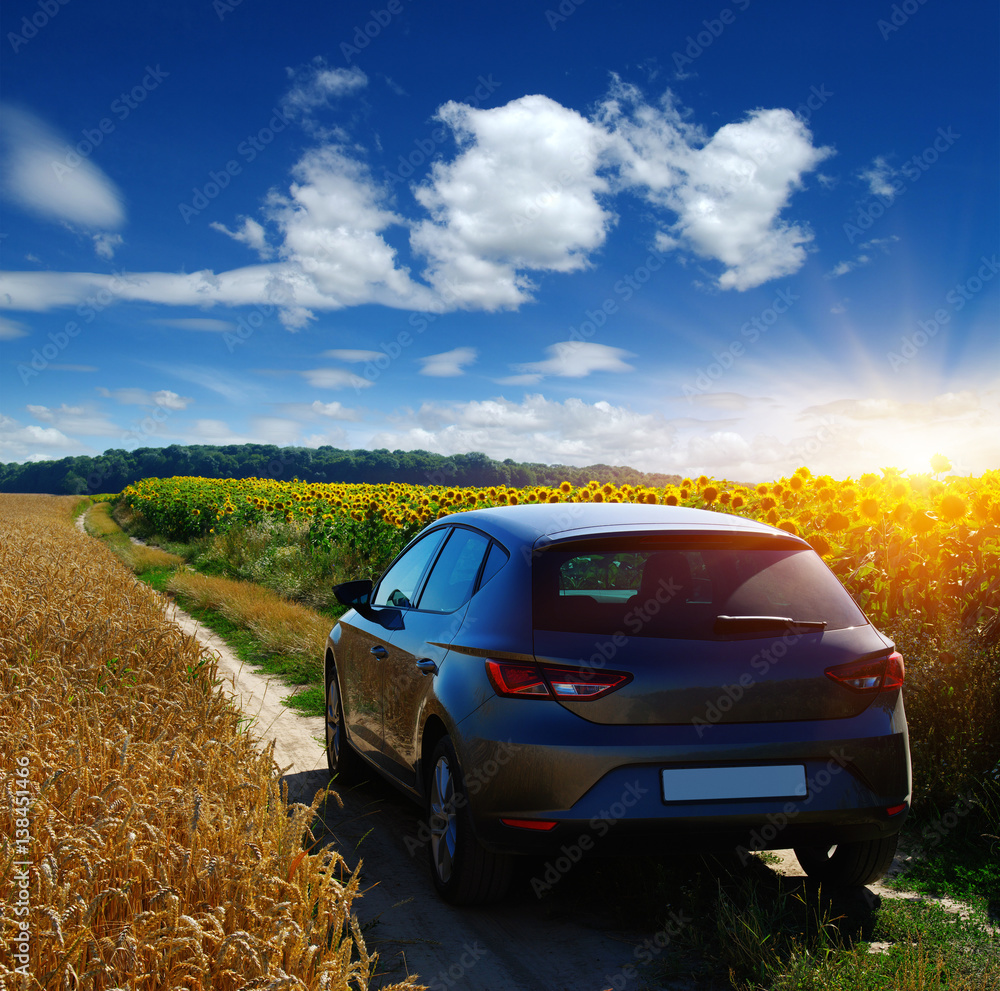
[456,693,911,856]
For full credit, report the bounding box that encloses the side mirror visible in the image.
[333,579,374,613]
[333,579,405,630]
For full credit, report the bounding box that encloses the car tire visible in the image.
[427,736,513,905]
[325,656,359,781]
[793,834,899,887]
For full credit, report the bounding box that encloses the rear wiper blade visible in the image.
[714,615,827,633]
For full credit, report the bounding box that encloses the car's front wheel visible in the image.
[325,657,359,781]
[794,834,899,887]
[427,736,512,905]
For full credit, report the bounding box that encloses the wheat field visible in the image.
[0,495,422,991]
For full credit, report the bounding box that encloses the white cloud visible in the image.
[683,392,776,412]
[282,62,367,118]
[321,349,384,362]
[96,387,192,409]
[156,365,261,404]
[25,403,120,436]
[411,94,615,309]
[599,81,832,290]
[505,341,635,383]
[93,232,123,260]
[149,317,236,332]
[800,391,984,424]
[0,83,835,323]
[0,105,125,228]
[0,413,79,462]
[370,394,681,468]
[211,217,271,256]
[419,347,477,377]
[826,235,899,278]
[859,156,898,200]
[188,417,302,446]
[0,315,28,339]
[301,367,373,390]
[308,400,361,419]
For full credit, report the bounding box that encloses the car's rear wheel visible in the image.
[325,657,359,781]
[794,834,899,887]
[427,736,512,905]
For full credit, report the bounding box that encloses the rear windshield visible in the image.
[532,539,866,639]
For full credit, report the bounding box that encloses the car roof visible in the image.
[430,502,805,548]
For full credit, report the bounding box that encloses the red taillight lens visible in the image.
[500,818,558,830]
[825,651,905,692]
[486,660,630,700]
[884,650,905,689]
[485,660,550,697]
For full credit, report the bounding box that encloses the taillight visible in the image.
[825,651,904,692]
[485,660,630,700]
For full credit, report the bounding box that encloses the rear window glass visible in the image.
[532,540,866,639]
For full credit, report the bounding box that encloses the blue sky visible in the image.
[1,0,997,481]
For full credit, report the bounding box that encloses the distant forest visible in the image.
[0,444,684,495]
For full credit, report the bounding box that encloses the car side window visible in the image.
[372,528,449,609]
[477,541,509,591]
[415,527,491,613]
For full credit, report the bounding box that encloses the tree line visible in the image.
[0,444,683,495]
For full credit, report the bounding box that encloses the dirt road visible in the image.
[170,597,693,990]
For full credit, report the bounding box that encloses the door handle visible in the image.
[415,658,438,676]
[370,645,388,658]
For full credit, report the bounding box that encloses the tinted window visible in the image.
[478,541,509,591]
[533,540,865,639]
[417,528,490,613]
[372,528,449,608]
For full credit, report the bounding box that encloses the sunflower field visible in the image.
[119,464,1000,638]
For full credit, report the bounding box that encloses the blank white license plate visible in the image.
[661,765,807,802]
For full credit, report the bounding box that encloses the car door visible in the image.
[380,526,493,790]
[338,527,449,766]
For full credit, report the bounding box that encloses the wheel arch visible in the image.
[419,714,450,801]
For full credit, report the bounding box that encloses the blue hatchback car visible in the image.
[326,503,911,904]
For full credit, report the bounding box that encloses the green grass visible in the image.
[163,600,326,719]
[886,780,1000,914]
[85,504,328,718]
